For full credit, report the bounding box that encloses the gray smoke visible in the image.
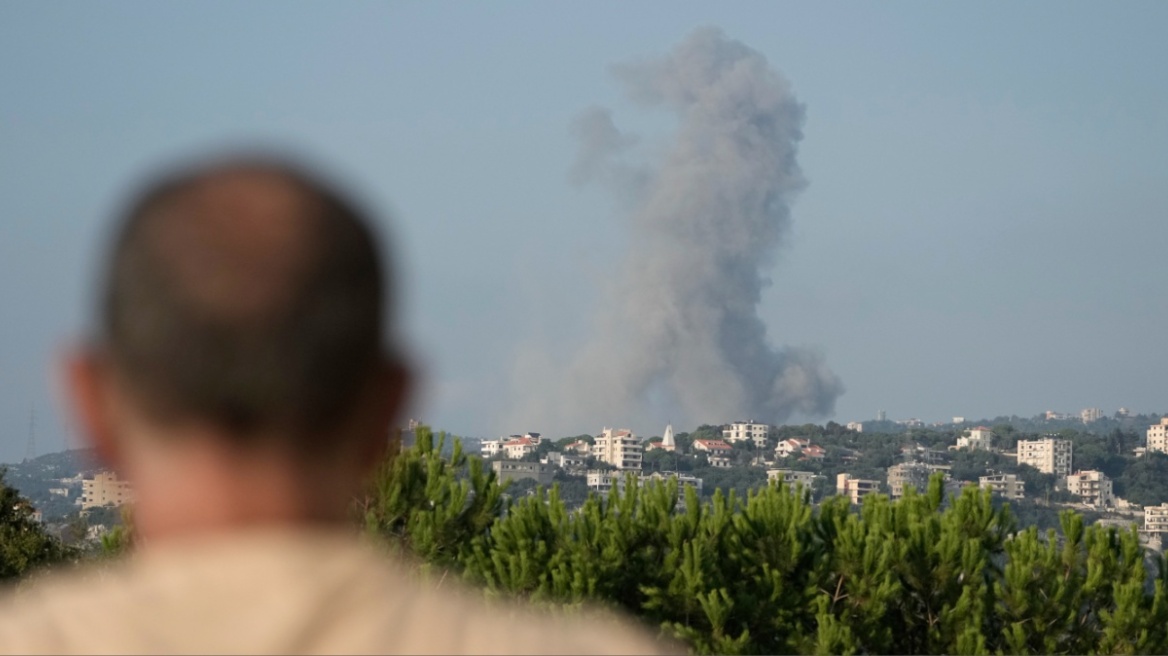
[512,27,843,432]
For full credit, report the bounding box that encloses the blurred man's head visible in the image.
[65,156,411,538]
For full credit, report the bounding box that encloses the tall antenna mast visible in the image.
[24,406,36,462]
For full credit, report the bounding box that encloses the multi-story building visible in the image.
[1066,470,1114,508]
[767,469,818,490]
[846,421,864,433]
[723,421,769,447]
[491,461,554,486]
[592,428,643,470]
[503,437,537,460]
[542,451,585,472]
[1016,437,1073,476]
[836,473,881,505]
[586,470,615,492]
[479,438,503,457]
[81,471,133,509]
[956,426,993,451]
[979,473,1025,500]
[1145,503,1168,533]
[635,471,704,497]
[588,470,703,497]
[886,462,934,499]
[1147,418,1168,455]
[775,438,809,459]
[1081,408,1102,423]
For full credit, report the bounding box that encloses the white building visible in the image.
[775,438,810,459]
[479,438,503,458]
[836,473,881,505]
[1145,503,1168,533]
[1016,437,1073,476]
[886,462,934,499]
[592,428,643,470]
[491,461,554,486]
[586,470,615,492]
[693,439,734,454]
[542,451,585,471]
[1066,470,1114,508]
[956,426,993,452]
[706,455,734,469]
[979,473,1025,500]
[81,471,133,509]
[1081,407,1102,423]
[503,436,539,460]
[589,470,704,497]
[637,471,703,496]
[723,421,769,447]
[767,469,818,490]
[1147,418,1168,455]
[845,421,864,433]
[562,440,591,455]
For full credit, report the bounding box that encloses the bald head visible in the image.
[99,158,393,451]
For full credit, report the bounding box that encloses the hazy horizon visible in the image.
[2,3,1166,461]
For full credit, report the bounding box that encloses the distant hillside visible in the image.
[1,449,103,521]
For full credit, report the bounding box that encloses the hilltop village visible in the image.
[9,409,1168,549]
[450,410,1168,546]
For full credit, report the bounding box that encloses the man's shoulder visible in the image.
[0,529,674,655]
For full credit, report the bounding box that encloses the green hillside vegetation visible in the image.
[0,470,78,581]
[364,428,1168,655]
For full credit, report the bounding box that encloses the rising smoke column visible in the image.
[518,28,843,431]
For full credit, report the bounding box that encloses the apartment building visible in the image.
[1066,470,1114,508]
[836,473,881,505]
[886,462,934,499]
[635,471,704,496]
[767,469,818,490]
[956,427,993,452]
[1147,418,1168,455]
[592,428,643,470]
[723,421,769,448]
[81,471,133,509]
[542,451,585,471]
[1145,503,1168,533]
[491,461,555,486]
[979,473,1025,500]
[588,470,704,497]
[1016,437,1073,476]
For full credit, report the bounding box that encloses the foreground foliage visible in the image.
[365,429,1168,655]
[0,469,77,581]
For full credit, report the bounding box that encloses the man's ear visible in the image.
[355,357,415,472]
[60,348,122,471]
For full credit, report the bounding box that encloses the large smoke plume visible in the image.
[511,28,843,432]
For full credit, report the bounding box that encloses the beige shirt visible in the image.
[0,528,673,655]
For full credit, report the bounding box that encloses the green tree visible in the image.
[0,469,77,580]
[362,427,506,572]
[356,436,1168,655]
[1117,452,1168,507]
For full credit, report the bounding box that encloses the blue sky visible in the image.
[2,3,1166,461]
